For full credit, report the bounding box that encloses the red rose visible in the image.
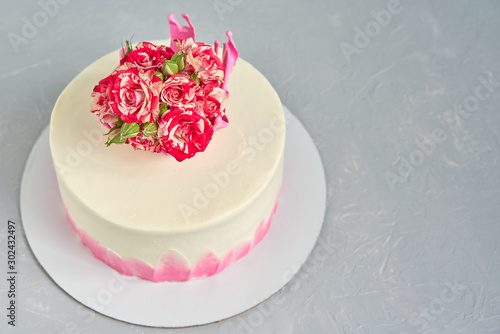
[120,42,174,71]
[160,74,202,108]
[158,107,213,161]
[202,84,228,123]
[107,67,163,123]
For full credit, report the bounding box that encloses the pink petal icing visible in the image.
[155,251,191,282]
[64,193,280,282]
[190,252,219,279]
[254,200,278,246]
[216,241,252,274]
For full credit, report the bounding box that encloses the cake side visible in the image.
[60,158,282,281]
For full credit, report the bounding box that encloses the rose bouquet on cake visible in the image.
[90,14,238,161]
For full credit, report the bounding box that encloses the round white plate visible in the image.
[20,106,326,328]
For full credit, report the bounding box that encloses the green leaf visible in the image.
[190,72,200,85]
[159,103,169,117]
[154,71,165,81]
[125,36,134,54]
[142,122,158,137]
[170,51,184,63]
[121,36,135,57]
[103,125,121,136]
[106,132,127,147]
[120,122,140,138]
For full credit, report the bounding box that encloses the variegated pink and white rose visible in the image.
[127,132,162,153]
[160,74,202,108]
[120,42,174,71]
[177,39,224,85]
[158,107,213,161]
[107,66,162,124]
[202,84,228,123]
[90,75,119,126]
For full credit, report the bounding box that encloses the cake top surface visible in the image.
[50,41,285,233]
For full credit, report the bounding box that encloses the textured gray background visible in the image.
[1,0,500,333]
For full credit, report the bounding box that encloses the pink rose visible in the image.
[160,74,202,108]
[107,67,163,123]
[158,107,213,161]
[127,133,162,153]
[90,75,119,125]
[120,42,174,71]
[202,84,228,123]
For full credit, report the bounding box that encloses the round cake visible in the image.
[49,40,285,282]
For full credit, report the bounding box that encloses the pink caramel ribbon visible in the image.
[168,13,195,52]
[214,40,220,55]
[221,31,239,92]
[167,14,239,93]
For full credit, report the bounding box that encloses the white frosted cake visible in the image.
[49,17,285,282]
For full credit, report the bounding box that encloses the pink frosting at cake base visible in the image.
[65,199,279,282]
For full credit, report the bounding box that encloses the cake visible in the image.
[49,14,285,282]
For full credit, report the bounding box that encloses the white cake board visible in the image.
[20,106,327,328]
